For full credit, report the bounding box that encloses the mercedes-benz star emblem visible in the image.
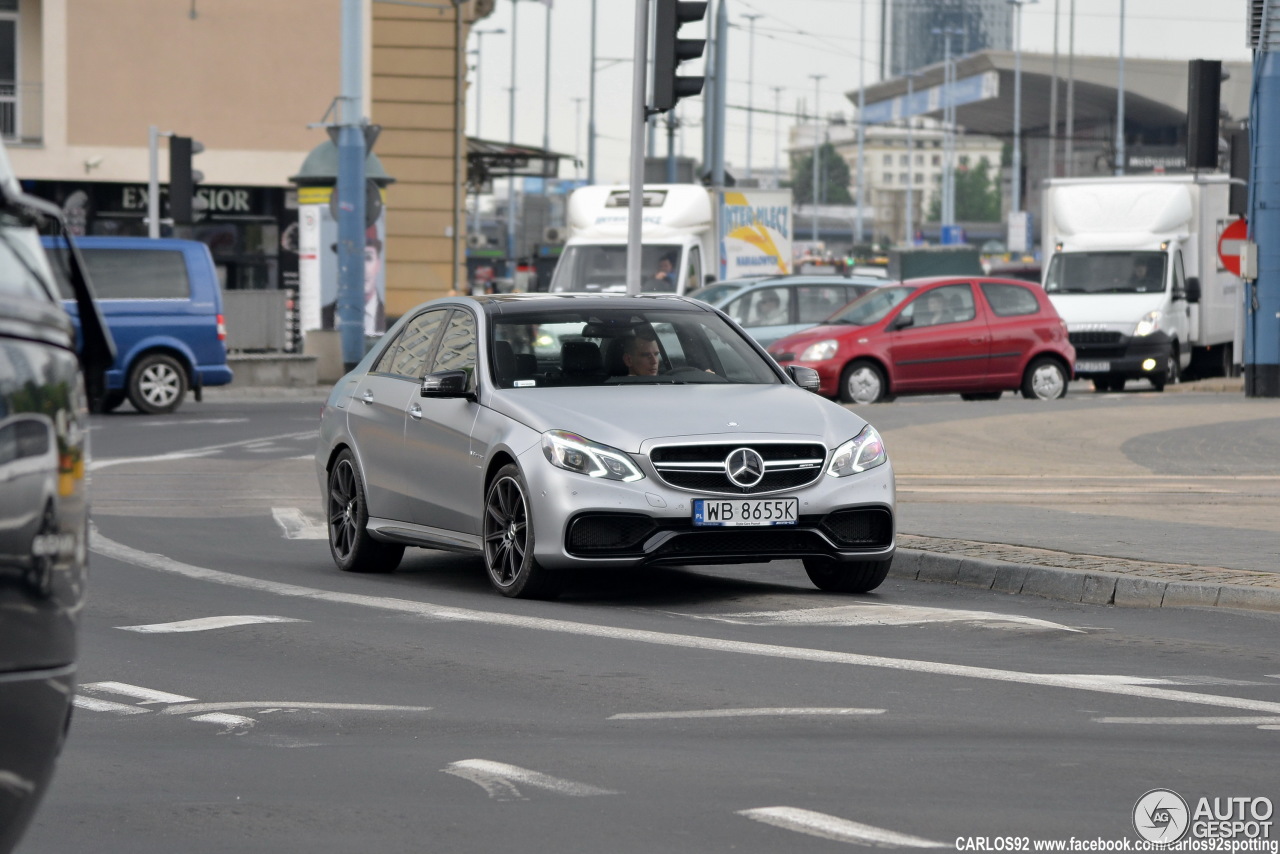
[725,447,765,489]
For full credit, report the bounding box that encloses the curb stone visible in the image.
[890,546,1280,614]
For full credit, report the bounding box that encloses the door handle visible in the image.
[408,403,423,421]
[360,390,374,405]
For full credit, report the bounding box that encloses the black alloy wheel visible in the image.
[483,464,559,599]
[327,450,404,573]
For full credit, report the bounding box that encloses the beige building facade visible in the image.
[6,0,491,319]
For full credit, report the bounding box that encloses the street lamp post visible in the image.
[854,0,866,251]
[1007,0,1037,215]
[507,0,520,281]
[1115,0,1126,175]
[588,0,597,183]
[809,74,825,242]
[771,85,783,189]
[572,96,585,178]
[743,13,762,182]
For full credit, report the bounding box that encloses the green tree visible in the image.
[788,143,854,205]
[926,156,1003,222]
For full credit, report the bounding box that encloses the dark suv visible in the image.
[0,145,113,852]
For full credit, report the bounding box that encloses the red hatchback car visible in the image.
[768,276,1075,404]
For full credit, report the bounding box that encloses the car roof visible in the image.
[464,293,712,315]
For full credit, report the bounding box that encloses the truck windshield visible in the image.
[550,244,684,294]
[1044,251,1166,295]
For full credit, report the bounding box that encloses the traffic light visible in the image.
[169,135,205,226]
[652,0,707,113]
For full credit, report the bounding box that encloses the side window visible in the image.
[725,294,751,324]
[744,287,789,326]
[979,282,1040,317]
[685,246,702,293]
[429,310,478,377]
[50,249,192,299]
[381,309,446,377]
[907,284,976,328]
[797,285,846,323]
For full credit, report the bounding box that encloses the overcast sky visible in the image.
[466,0,1255,185]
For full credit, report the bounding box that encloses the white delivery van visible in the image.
[1041,174,1243,390]
[549,184,793,295]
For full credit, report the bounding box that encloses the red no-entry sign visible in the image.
[1218,217,1248,275]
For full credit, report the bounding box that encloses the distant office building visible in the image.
[887,0,1013,76]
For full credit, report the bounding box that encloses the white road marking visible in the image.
[739,807,948,848]
[610,707,885,721]
[72,696,152,715]
[159,701,430,715]
[190,713,257,733]
[140,419,249,427]
[80,681,197,704]
[272,507,327,540]
[1094,716,1280,725]
[91,430,315,471]
[117,615,307,633]
[442,760,618,800]
[683,604,1082,632]
[89,528,1280,717]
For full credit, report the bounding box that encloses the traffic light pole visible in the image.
[625,0,649,296]
[337,0,368,372]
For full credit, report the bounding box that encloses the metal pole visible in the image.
[453,0,464,293]
[712,0,728,187]
[148,125,161,239]
[772,85,782,189]
[1115,0,1125,176]
[507,0,519,280]
[1048,0,1060,179]
[573,96,585,178]
[543,3,552,152]
[854,0,866,249]
[810,74,824,242]
[337,0,367,371]
[1012,0,1023,214]
[743,13,762,181]
[942,31,952,227]
[905,74,914,245]
[1065,0,1075,177]
[588,0,598,183]
[625,0,648,295]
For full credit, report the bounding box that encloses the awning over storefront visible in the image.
[467,138,576,191]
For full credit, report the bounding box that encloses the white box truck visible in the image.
[1041,173,1243,390]
[549,184,793,295]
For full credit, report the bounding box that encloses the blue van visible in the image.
[42,236,233,413]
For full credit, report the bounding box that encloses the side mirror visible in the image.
[786,365,822,393]
[890,313,914,331]
[1184,276,1201,304]
[421,370,473,399]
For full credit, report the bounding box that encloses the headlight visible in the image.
[800,339,838,361]
[541,430,645,482]
[1133,310,1162,337]
[826,425,887,477]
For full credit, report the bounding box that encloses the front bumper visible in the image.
[517,442,896,571]
[1069,331,1172,380]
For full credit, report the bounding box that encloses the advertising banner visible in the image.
[718,190,793,280]
[297,186,386,334]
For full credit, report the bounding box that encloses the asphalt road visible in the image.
[19,393,1280,853]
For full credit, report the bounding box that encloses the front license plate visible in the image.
[1074,360,1110,373]
[693,498,799,526]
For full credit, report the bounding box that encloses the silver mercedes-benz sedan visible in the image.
[315,294,895,598]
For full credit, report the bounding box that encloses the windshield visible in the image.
[1044,251,1167,295]
[549,244,684,294]
[491,307,781,388]
[827,286,913,326]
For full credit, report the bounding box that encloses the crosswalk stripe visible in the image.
[443,760,619,799]
[79,682,197,704]
[117,615,306,633]
[72,696,152,715]
[739,807,948,848]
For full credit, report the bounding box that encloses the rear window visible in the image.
[48,248,191,300]
[980,282,1041,317]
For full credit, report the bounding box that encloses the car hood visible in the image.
[486,384,866,452]
[769,323,853,355]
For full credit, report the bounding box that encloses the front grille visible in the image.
[1069,331,1123,346]
[820,508,894,547]
[649,442,826,495]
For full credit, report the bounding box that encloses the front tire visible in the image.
[803,557,892,594]
[483,464,559,599]
[327,450,404,573]
[127,353,188,414]
[1021,357,1068,400]
[1150,348,1180,392]
[839,360,888,404]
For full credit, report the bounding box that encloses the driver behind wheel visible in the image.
[622,330,662,376]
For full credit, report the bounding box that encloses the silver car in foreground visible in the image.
[315,294,895,598]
